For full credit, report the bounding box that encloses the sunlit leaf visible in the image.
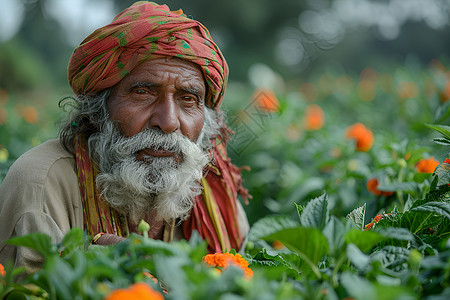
[346,204,366,230]
[345,229,386,252]
[263,227,329,266]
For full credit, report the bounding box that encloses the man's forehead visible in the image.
[117,58,208,93]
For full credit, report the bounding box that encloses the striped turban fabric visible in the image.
[68,1,228,110]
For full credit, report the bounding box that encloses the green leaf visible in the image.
[432,137,450,145]
[373,284,416,299]
[5,233,56,257]
[251,248,288,268]
[377,181,419,193]
[401,211,442,234]
[153,255,190,299]
[60,228,84,256]
[413,172,433,183]
[340,272,376,300]
[300,192,329,230]
[263,227,329,266]
[345,229,386,252]
[376,227,415,242]
[43,255,79,300]
[294,203,304,221]
[247,215,299,242]
[411,201,450,219]
[322,216,348,255]
[425,123,450,139]
[347,243,370,271]
[346,203,366,230]
[434,163,450,186]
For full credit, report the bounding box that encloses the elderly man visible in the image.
[0,1,249,274]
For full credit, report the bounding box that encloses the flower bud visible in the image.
[138,220,150,238]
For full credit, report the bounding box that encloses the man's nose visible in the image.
[147,97,180,134]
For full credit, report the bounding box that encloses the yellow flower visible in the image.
[0,147,8,163]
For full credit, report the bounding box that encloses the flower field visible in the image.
[0,61,449,299]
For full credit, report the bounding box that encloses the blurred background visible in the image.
[1,0,449,224]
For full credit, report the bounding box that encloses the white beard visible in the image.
[88,121,210,223]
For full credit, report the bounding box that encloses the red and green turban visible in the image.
[68,1,228,109]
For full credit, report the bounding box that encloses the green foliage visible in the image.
[3,159,447,298]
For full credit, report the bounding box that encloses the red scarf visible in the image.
[74,135,249,252]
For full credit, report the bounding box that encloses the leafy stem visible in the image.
[331,253,347,287]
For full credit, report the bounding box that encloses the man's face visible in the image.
[107,57,206,162]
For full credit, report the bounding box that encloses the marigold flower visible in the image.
[104,282,163,300]
[303,104,324,131]
[253,89,280,113]
[366,178,394,197]
[416,157,440,173]
[0,263,5,277]
[345,123,374,152]
[203,252,253,278]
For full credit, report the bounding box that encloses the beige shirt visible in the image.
[0,139,249,275]
[0,139,83,274]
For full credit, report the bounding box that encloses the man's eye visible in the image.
[182,96,196,102]
[134,88,148,94]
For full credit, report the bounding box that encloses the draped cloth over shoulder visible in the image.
[68,1,228,110]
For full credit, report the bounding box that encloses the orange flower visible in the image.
[345,123,374,152]
[104,282,163,300]
[0,263,5,277]
[21,105,39,124]
[303,104,324,131]
[366,178,394,197]
[416,157,440,173]
[253,89,279,113]
[203,252,253,278]
[364,214,388,231]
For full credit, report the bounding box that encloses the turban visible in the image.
[68,1,228,109]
